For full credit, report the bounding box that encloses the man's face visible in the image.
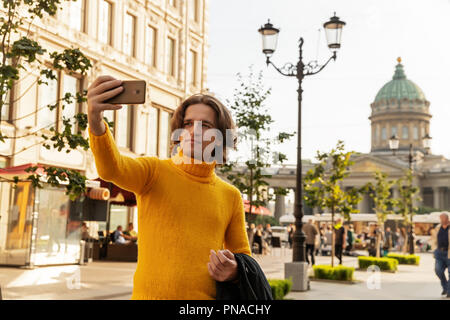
[180,103,218,161]
[440,214,449,225]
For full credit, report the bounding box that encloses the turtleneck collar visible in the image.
[169,146,217,183]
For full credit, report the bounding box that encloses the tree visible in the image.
[303,140,365,267]
[395,168,421,253]
[218,68,295,223]
[367,171,397,257]
[0,0,94,200]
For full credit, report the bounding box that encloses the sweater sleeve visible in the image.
[88,119,159,195]
[224,192,252,256]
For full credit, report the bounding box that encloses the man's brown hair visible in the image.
[170,93,237,164]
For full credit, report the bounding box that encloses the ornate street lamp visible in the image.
[423,133,432,154]
[258,20,280,59]
[258,13,345,291]
[323,12,346,52]
[389,133,432,254]
[389,134,400,155]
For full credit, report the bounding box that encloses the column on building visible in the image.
[433,186,442,210]
[274,192,286,222]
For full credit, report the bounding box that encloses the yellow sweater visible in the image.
[88,120,251,300]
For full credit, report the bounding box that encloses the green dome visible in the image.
[374,60,425,103]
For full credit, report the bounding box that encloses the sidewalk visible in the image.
[255,248,445,300]
[0,250,445,300]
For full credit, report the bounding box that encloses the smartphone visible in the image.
[104,80,146,104]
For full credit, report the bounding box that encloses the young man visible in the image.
[431,213,450,297]
[87,76,251,299]
[333,218,346,265]
[303,219,318,265]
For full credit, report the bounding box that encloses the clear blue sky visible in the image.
[207,0,450,164]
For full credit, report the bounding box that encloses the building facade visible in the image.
[224,58,450,222]
[0,0,210,266]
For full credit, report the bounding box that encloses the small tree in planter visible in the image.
[218,68,294,222]
[303,140,365,267]
[367,171,398,257]
[395,169,421,253]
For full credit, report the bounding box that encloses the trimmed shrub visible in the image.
[312,265,354,281]
[358,256,398,271]
[267,278,293,300]
[386,253,420,265]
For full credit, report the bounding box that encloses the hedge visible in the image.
[386,253,420,265]
[312,265,354,281]
[358,256,398,271]
[267,278,293,300]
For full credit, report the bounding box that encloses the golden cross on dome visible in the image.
[397,57,402,63]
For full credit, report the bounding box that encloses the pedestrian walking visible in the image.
[302,219,318,265]
[345,224,355,254]
[334,218,346,264]
[431,213,450,298]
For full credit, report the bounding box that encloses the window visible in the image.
[116,105,132,148]
[381,127,387,140]
[187,49,197,86]
[158,110,171,158]
[391,125,397,138]
[189,0,199,22]
[402,126,409,139]
[61,74,80,134]
[413,126,419,140]
[69,0,86,32]
[145,25,157,67]
[98,0,113,45]
[37,76,59,129]
[124,13,136,57]
[0,53,11,121]
[166,37,176,77]
[146,107,158,156]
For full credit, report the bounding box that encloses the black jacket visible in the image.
[215,253,273,300]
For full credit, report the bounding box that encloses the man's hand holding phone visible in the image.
[87,76,146,136]
[87,76,124,136]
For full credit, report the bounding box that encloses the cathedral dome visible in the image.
[374,57,426,103]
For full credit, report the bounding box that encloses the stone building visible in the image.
[231,58,450,221]
[0,0,209,266]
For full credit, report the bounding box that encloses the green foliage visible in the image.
[303,140,365,266]
[368,171,397,223]
[303,140,364,222]
[395,169,421,225]
[416,206,438,214]
[254,215,280,227]
[218,67,294,211]
[358,256,398,271]
[267,278,293,300]
[386,253,420,265]
[312,265,354,281]
[0,0,92,200]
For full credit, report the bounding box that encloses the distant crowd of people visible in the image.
[81,222,138,245]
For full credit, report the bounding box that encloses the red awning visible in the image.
[243,200,272,216]
[95,178,136,207]
[0,163,46,178]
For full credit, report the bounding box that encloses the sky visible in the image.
[207,0,450,165]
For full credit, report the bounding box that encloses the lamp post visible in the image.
[389,134,432,254]
[258,13,345,291]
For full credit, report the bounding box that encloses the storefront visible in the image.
[0,163,107,267]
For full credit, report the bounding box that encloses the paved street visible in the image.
[0,250,446,300]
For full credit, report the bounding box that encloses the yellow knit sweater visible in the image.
[88,120,251,300]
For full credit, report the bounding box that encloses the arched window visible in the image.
[402,126,409,139]
[413,126,419,140]
[381,127,387,140]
